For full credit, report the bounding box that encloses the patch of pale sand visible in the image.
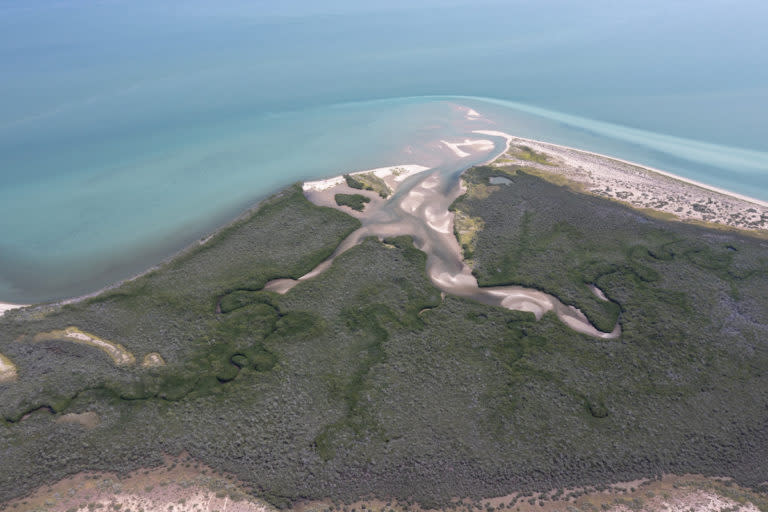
[466,108,481,119]
[472,129,514,157]
[488,133,768,232]
[431,270,478,290]
[609,489,760,512]
[0,352,17,383]
[264,278,300,294]
[301,175,346,192]
[4,454,275,512]
[590,283,609,301]
[471,474,765,512]
[0,302,28,317]
[399,188,428,214]
[56,411,100,429]
[441,138,494,158]
[142,352,166,367]
[302,164,430,193]
[559,306,622,339]
[424,205,453,234]
[486,288,555,318]
[32,327,136,366]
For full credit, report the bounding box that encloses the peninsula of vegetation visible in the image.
[1,134,767,512]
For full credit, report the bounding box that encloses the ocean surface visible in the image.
[1,0,768,304]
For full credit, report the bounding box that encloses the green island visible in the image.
[335,193,371,211]
[1,166,768,510]
[344,172,390,198]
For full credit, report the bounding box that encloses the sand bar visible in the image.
[441,139,494,158]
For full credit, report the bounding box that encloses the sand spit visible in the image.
[269,143,620,339]
[2,454,274,512]
[0,352,17,383]
[489,133,768,233]
[32,327,136,366]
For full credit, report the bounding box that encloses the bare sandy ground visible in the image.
[142,351,166,367]
[267,143,620,339]
[6,458,764,512]
[0,302,27,317]
[31,327,136,366]
[488,133,768,233]
[0,352,17,382]
[3,454,275,512]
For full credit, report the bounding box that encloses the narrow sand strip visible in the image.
[302,164,430,192]
[0,302,28,317]
[32,327,136,366]
[0,353,18,383]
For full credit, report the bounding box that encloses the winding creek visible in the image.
[266,133,621,339]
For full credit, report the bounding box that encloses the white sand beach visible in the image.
[302,164,430,192]
[0,303,27,317]
[482,131,768,232]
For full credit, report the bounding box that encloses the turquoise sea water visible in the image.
[1,0,768,303]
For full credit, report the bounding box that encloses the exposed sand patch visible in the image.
[0,352,18,383]
[4,449,764,512]
[303,164,430,192]
[142,352,166,367]
[3,454,274,512]
[32,327,136,366]
[0,302,28,317]
[590,284,609,301]
[302,164,431,218]
[487,132,768,233]
[441,138,494,158]
[56,411,100,429]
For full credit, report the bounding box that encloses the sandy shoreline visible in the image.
[0,302,28,317]
[507,133,768,209]
[484,131,768,233]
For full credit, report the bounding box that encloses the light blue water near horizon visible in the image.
[1,0,768,303]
